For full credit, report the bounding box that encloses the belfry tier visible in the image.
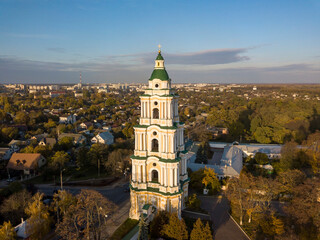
[134,51,185,160]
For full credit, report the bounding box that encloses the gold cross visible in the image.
[158,44,161,53]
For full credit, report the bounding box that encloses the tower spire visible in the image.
[158,44,161,53]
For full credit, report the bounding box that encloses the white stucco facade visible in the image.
[129,50,189,220]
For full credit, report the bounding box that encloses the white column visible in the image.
[132,164,135,181]
[135,134,137,150]
[164,167,167,186]
[138,164,141,182]
[143,165,146,182]
[165,102,167,119]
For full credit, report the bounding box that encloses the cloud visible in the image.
[47,48,66,53]
[0,52,319,84]
[119,48,250,66]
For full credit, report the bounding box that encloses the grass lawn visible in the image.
[109,218,139,240]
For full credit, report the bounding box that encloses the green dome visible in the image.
[149,69,169,80]
[156,52,164,60]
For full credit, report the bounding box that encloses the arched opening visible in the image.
[152,139,159,152]
[153,108,159,119]
[151,170,159,182]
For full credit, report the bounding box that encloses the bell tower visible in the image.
[129,47,189,220]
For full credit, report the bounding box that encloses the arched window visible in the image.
[153,108,159,119]
[152,139,159,152]
[151,170,159,182]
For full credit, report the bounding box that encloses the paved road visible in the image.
[200,196,250,240]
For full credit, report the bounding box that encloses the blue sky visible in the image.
[0,0,319,84]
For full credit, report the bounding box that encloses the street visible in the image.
[200,196,250,240]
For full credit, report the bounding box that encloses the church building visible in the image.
[129,48,189,220]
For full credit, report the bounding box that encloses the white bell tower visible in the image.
[129,47,189,220]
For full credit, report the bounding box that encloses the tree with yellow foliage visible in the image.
[25,192,51,240]
[202,166,221,194]
[0,221,16,240]
[190,218,213,240]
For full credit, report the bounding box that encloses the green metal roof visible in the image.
[142,204,151,210]
[149,69,169,81]
[156,52,164,60]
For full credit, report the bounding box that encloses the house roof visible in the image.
[97,131,113,140]
[7,153,45,170]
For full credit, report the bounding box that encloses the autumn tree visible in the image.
[258,212,285,238]
[161,213,188,240]
[190,218,213,240]
[52,190,76,224]
[25,192,51,240]
[0,189,31,225]
[187,194,201,211]
[285,178,320,232]
[202,166,221,194]
[56,189,116,240]
[0,221,16,240]
[276,169,305,196]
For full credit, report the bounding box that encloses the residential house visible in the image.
[79,122,93,130]
[0,147,14,161]
[59,114,76,124]
[7,153,47,176]
[91,131,114,145]
[38,137,57,148]
[14,218,30,239]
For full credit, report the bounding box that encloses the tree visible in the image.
[56,189,116,240]
[304,131,320,175]
[279,141,300,171]
[149,211,170,238]
[254,152,269,165]
[88,143,109,177]
[1,127,19,142]
[15,111,29,125]
[161,213,188,240]
[0,221,16,240]
[105,98,116,107]
[57,136,74,151]
[105,148,131,175]
[202,166,221,194]
[259,212,285,237]
[0,189,31,225]
[76,146,90,168]
[190,218,212,240]
[226,176,246,225]
[52,190,76,224]
[187,194,201,211]
[138,214,148,240]
[25,192,51,240]
[51,151,70,190]
[276,169,306,195]
[195,145,207,164]
[285,178,320,231]
[190,168,205,190]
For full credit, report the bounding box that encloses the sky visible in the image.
[0,0,319,84]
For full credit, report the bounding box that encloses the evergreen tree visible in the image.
[161,213,188,240]
[138,214,148,240]
[190,218,213,240]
